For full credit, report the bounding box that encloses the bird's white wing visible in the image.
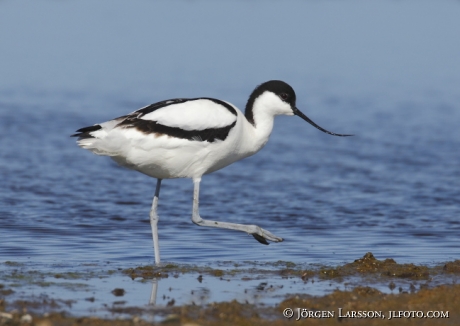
[72,98,239,156]
[140,98,237,130]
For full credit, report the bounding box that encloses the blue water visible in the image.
[1,0,460,269]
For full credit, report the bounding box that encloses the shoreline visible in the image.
[1,253,459,325]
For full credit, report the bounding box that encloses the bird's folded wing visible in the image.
[137,98,237,131]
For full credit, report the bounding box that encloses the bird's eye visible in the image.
[280,93,289,100]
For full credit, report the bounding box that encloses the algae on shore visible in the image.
[1,253,459,325]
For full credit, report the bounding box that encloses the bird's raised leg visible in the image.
[150,179,162,265]
[191,178,283,244]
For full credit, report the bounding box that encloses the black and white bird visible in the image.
[72,80,351,264]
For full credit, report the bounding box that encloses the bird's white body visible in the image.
[73,80,350,264]
[77,95,292,179]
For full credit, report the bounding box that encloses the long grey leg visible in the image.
[150,179,162,265]
[191,177,283,244]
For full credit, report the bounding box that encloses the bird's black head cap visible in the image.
[245,80,296,125]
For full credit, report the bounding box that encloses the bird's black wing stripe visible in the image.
[71,125,102,138]
[201,98,237,116]
[118,119,237,142]
[117,97,238,142]
[71,97,238,140]
[134,99,190,116]
[134,98,238,118]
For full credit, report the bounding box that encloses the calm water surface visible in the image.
[1,87,459,267]
[1,0,460,269]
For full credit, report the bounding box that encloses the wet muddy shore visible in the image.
[1,253,459,325]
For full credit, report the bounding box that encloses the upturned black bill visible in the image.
[293,107,353,137]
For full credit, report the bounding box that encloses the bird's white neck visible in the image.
[242,92,293,155]
[247,111,275,153]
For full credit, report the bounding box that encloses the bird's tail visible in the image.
[71,117,128,156]
[71,124,103,150]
